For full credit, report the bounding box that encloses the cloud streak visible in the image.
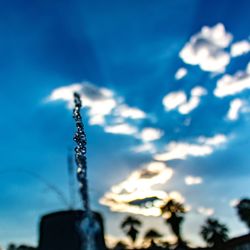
[154,134,227,161]
[100,162,185,216]
[214,64,250,97]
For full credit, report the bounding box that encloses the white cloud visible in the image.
[104,123,138,135]
[154,142,213,161]
[175,67,187,80]
[46,84,83,106]
[162,91,187,111]
[198,134,227,146]
[46,82,117,120]
[99,162,185,216]
[132,143,156,154]
[154,134,227,161]
[231,40,250,57]
[180,23,232,72]
[89,115,105,125]
[227,99,244,121]
[115,104,146,119]
[214,66,250,97]
[46,82,148,138]
[229,199,239,207]
[139,128,163,142]
[163,87,207,115]
[197,207,214,216]
[191,86,208,97]
[178,96,200,114]
[185,176,203,185]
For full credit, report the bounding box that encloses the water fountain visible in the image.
[38,93,106,250]
[73,92,106,250]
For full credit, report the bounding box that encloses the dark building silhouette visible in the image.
[225,233,250,250]
[38,210,107,250]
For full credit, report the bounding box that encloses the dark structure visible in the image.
[225,233,250,250]
[38,210,107,250]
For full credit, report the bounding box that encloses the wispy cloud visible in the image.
[100,162,185,216]
[114,104,146,119]
[231,40,250,57]
[163,86,207,115]
[180,23,232,72]
[138,128,163,142]
[214,64,250,97]
[229,199,240,207]
[131,142,156,154]
[154,142,213,161]
[185,176,203,185]
[163,91,187,111]
[46,82,148,136]
[197,134,227,146]
[175,67,187,80]
[154,134,227,161]
[104,123,138,135]
[227,99,244,121]
[197,207,214,216]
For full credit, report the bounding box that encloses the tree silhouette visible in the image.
[161,199,185,244]
[144,229,163,246]
[200,218,229,249]
[236,198,250,230]
[121,216,142,245]
[113,241,128,250]
[7,244,16,250]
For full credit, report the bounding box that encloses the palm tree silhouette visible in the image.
[200,218,229,249]
[144,229,163,247]
[236,198,250,231]
[121,216,142,245]
[161,199,185,245]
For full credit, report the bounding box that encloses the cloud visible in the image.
[197,207,214,216]
[163,87,207,115]
[175,67,187,80]
[197,134,227,146]
[231,40,250,57]
[227,99,244,121]
[132,143,156,154]
[154,134,227,161]
[154,142,213,161]
[115,104,146,119]
[139,128,163,142]
[229,199,240,207]
[180,23,232,72]
[185,176,203,185]
[214,65,250,97]
[46,82,148,136]
[179,86,207,114]
[46,82,116,119]
[104,123,138,135]
[162,91,187,111]
[100,162,186,216]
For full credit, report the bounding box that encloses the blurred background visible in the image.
[0,0,250,249]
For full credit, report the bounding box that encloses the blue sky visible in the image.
[0,0,250,248]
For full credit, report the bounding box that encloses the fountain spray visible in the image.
[73,92,101,250]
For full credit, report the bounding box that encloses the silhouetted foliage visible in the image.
[200,218,229,249]
[236,198,250,230]
[144,229,163,246]
[7,244,16,250]
[161,199,185,244]
[7,245,36,250]
[113,241,128,250]
[121,216,142,244]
